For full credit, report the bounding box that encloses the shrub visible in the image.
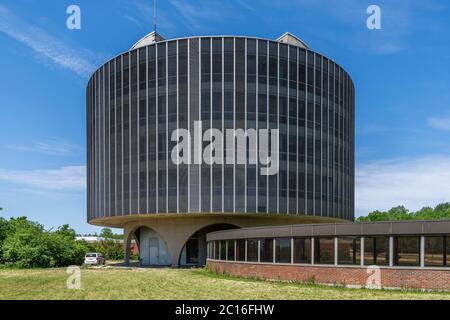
[0,218,89,268]
[88,239,124,260]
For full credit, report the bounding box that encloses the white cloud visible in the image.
[0,5,99,77]
[0,166,86,191]
[427,116,450,131]
[7,138,80,156]
[356,156,450,216]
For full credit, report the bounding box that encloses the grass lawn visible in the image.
[0,266,449,300]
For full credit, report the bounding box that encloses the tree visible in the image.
[100,228,114,239]
[99,228,123,240]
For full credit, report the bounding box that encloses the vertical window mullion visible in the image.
[233,37,236,213]
[155,45,159,213]
[222,37,225,212]
[187,40,190,213]
[244,39,247,213]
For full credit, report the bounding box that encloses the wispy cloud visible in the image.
[122,0,177,34]
[427,116,450,131]
[356,156,450,216]
[0,5,100,77]
[168,0,241,30]
[7,138,80,156]
[0,166,86,191]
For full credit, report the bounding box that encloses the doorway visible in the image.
[148,238,159,265]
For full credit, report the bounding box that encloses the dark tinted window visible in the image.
[247,239,258,262]
[364,236,390,266]
[260,238,273,263]
[338,237,360,265]
[293,237,311,263]
[236,239,246,261]
[425,236,445,267]
[214,241,220,259]
[275,238,291,263]
[394,236,420,267]
[315,237,334,264]
[227,240,235,261]
[220,240,227,260]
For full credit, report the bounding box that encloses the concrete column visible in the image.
[124,243,130,265]
[389,236,394,267]
[360,236,365,266]
[225,240,228,260]
[311,237,315,264]
[334,237,338,266]
[123,229,133,266]
[234,240,237,261]
[245,239,248,261]
[273,238,276,263]
[420,236,425,268]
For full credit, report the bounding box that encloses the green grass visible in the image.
[0,266,449,300]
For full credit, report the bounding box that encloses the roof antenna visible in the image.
[153,0,157,33]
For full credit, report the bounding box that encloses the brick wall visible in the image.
[207,260,450,291]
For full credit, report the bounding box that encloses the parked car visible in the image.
[84,253,106,265]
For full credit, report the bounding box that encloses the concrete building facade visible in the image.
[86,32,355,267]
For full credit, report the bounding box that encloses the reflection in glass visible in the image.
[364,236,390,266]
[293,237,311,263]
[425,236,445,267]
[314,237,334,264]
[338,237,361,265]
[394,236,420,267]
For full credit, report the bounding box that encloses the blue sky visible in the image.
[0,0,450,234]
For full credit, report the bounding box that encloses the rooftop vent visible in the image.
[130,31,165,50]
[276,32,309,49]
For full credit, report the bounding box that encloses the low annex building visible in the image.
[206,220,450,290]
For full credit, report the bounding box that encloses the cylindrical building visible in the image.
[87,32,355,267]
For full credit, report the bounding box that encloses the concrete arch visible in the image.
[124,224,171,266]
[178,223,239,267]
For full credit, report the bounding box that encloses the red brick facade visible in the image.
[207,260,450,291]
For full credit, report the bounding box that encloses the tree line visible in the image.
[356,202,450,222]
